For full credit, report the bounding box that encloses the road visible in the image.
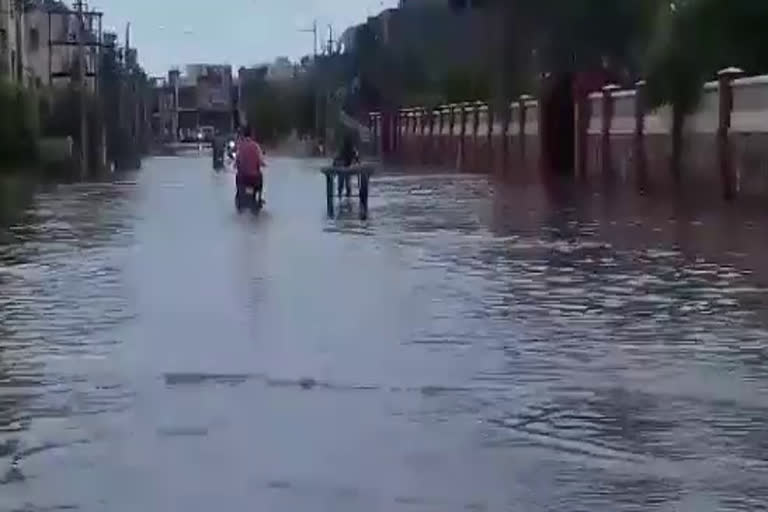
[1,155,768,511]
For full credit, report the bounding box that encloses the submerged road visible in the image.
[1,155,768,511]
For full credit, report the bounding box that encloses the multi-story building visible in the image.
[0,0,23,82]
[153,64,234,141]
[23,0,98,90]
[235,65,267,129]
[148,76,170,142]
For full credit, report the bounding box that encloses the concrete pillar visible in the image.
[601,84,620,178]
[169,69,180,142]
[718,67,743,200]
[634,80,648,192]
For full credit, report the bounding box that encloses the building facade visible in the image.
[23,1,99,90]
[0,0,23,82]
[153,64,235,141]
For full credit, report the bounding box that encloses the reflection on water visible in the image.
[0,179,137,494]
[1,159,767,510]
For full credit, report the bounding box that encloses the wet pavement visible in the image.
[1,155,768,511]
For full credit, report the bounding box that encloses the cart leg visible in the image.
[359,173,369,220]
[325,173,334,217]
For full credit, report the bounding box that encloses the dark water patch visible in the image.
[8,506,79,512]
[3,160,768,509]
[163,372,255,387]
[157,426,209,438]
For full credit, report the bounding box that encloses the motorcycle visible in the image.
[235,179,264,214]
[212,137,226,171]
[213,153,225,171]
[226,140,237,161]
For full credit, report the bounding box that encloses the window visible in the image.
[29,28,40,52]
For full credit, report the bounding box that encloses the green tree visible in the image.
[644,0,768,177]
[242,76,305,144]
[0,79,39,166]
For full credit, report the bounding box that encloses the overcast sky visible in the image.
[91,0,398,76]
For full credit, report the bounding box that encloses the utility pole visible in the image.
[299,20,322,151]
[125,22,140,165]
[324,24,337,153]
[13,0,24,84]
[75,0,88,177]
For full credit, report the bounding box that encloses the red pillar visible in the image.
[471,102,481,172]
[380,111,392,159]
[448,105,457,168]
[574,93,589,180]
[458,103,468,170]
[519,95,531,165]
[487,103,495,175]
[601,84,619,179]
[501,102,510,177]
[718,67,742,200]
[418,108,427,164]
[634,80,648,192]
[427,109,435,164]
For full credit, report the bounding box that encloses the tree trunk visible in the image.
[671,102,684,187]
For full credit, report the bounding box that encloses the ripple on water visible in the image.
[3,168,768,509]
[0,180,137,492]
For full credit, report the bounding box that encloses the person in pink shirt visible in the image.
[235,124,266,203]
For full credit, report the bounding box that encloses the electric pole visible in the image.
[324,24,337,153]
[299,20,322,151]
[75,0,88,177]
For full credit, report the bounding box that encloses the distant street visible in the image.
[1,155,768,511]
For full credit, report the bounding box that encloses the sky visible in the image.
[90,0,398,76]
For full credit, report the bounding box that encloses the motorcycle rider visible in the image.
[212,134,226,170]
[235,124,266,203]
[333,130,360,197]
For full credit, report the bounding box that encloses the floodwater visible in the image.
[1,155,768,511]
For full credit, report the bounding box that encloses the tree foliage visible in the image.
[241,74,317,145]
[245,0,768,146]
[645,0,768,111]
[0,79,39,164]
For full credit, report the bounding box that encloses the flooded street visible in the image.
[1,155,768,511]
